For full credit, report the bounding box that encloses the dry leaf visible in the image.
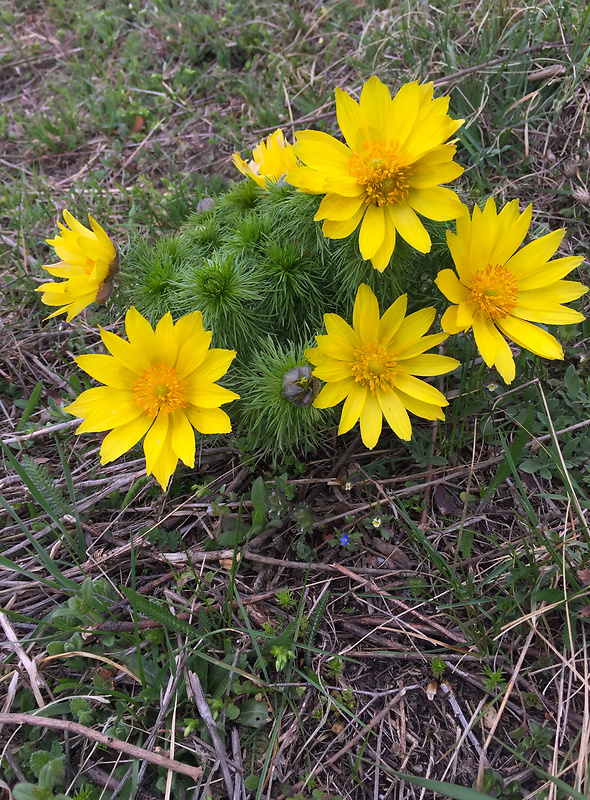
[132,115,144,133]
[483,706,498,728]
[219,550,241,570]
[576,568,590,586]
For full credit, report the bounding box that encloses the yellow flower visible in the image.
[37,210,119,321]
[232,128,299,187]
[65,308,240,490]
[286,76,464,271]
[306,284,459,449]
[435,198,588,384]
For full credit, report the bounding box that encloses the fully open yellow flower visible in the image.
[306,284,459,449]
[286,76,464,271]
[436,198,588,384]
[37,210,119,321]
[65,308,239,490]
[232,129,299,186]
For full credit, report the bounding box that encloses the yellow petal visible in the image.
[312,378,354,409]
[456,300,474,328]
[379,294,408,344]
[394,307,436,347]
[74,354,136,390]
[100,328,150,375]
[323,313,361,350]
[88,214,116,255]
[435,269,469,303]
[353,284,380,342]
[66,386,139,431]
[314,334,355,361]
[62,209,93,237]
[441,305,467,334]
[394,373,448,406]
[170,409,195,467]
[370,207,397,271]
[99,413,154,464]
[149,428,179,490]
[446,207,472,284]
[408,186,464,221]
[335,87,369,152]
[183,382,240,408]
[359,392,383,449]
[338,382,367,434]
[493,337,516,384]
[472,314,502,367]
[401,354,460,376]
[389,204,431,253]
[504,229,565,278]
[322,204,365,239]
[153,312,178,365]
[174,310,205,346]
[184,405,232,434]
[359,203,386,260]
[377,388,412,440]
[395,388,446,421]
[386,81,420,151]
[315,192,365,222]
[311,360,353,383]
[488,202,531,267]
[517,256,585,291]
[323,175,366,196]
[409,145,463,188]
[143,413,170,473]
[293,129,351,172]
[397,333,448,359]
[359,76,391,139]
[286,166,326,193]
[496,316,563,360]
[519,280,588,305]
[125,307,156,354]
[511,304,585,325]
[193,349,236,383]
[176,329,213,377]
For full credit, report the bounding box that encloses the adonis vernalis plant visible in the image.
[232,128,299,187]
[287,76,464,271]
[306,284,459,449]
[435,198,587,384]
[65,307,239,489]
[37,210,119,321]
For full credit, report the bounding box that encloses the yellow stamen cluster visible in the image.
[133,363,188,416]
[351,341,399,394]
[349,141,411,207]
[468,264,519,320]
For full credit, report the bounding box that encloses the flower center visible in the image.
[351,341,399,394]
[349,141,411,206]
[133,363,188,417]
[468,264,518,320]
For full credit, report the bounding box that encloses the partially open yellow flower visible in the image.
[232,129,299,187]
[65,308,239,490]
[306,284,459,449]
[436,198,588,384]
[37,210,119,321]
[287,76,464,271]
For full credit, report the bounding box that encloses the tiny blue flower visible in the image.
[340,533,350,546]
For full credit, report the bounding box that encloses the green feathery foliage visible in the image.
[120,233,186,323]
[171,252,264,352]
[20,455,70,519]
[233,338,333,462]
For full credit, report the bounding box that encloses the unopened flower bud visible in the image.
[281,365,320,407]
